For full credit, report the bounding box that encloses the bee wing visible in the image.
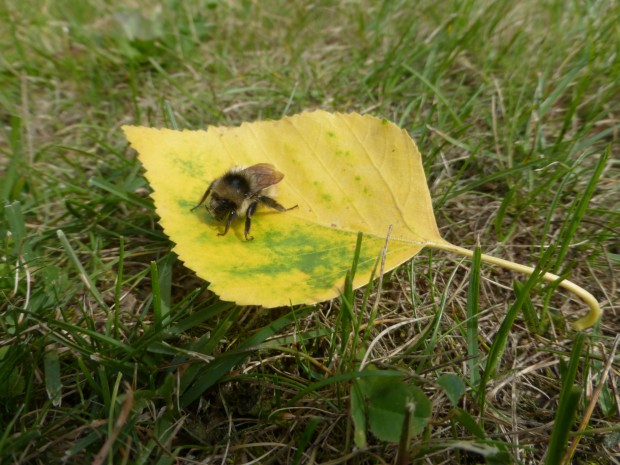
[242,163,285,194]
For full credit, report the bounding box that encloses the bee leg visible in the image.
[257,196,298,212]
[190,181,214,212]
[244,202,258,241]
[218,210,236,237]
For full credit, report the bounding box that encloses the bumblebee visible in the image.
[191,163,297,240]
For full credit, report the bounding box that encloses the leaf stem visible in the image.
[425,241,601,330]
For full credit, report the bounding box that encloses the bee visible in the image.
[191,163,298,241]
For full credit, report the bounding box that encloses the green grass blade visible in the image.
[113,236,124,340]
[4,201,33,263]
[418,264,461,373]
[546,387,583,463]
[163,99,179,130]
[57,229,109,313]
[546,334,586,465]
[337,232,364,361]
[88,177,153,209]
[43,347,62,407]
[466,247,481,393]
[167,300,234,335]
[180,305,315,407]
[515,281,541,334]
[478,266,544,413]
[292,417,321,465]
[2,116,24,202]
[150,261,162,331]
[553,149,609,271]
[538,60,585,117]
[0,404,25,456]
[403,66,463,127]
[445,158,548,204]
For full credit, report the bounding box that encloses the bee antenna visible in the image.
[191,185,212,212]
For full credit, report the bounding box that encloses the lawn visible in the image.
[1,0,619,463]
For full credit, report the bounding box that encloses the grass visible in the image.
[1,0,619,463]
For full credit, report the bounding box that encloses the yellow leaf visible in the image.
[123,110,601,329]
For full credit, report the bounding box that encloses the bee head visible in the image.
[208,193,237,221]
